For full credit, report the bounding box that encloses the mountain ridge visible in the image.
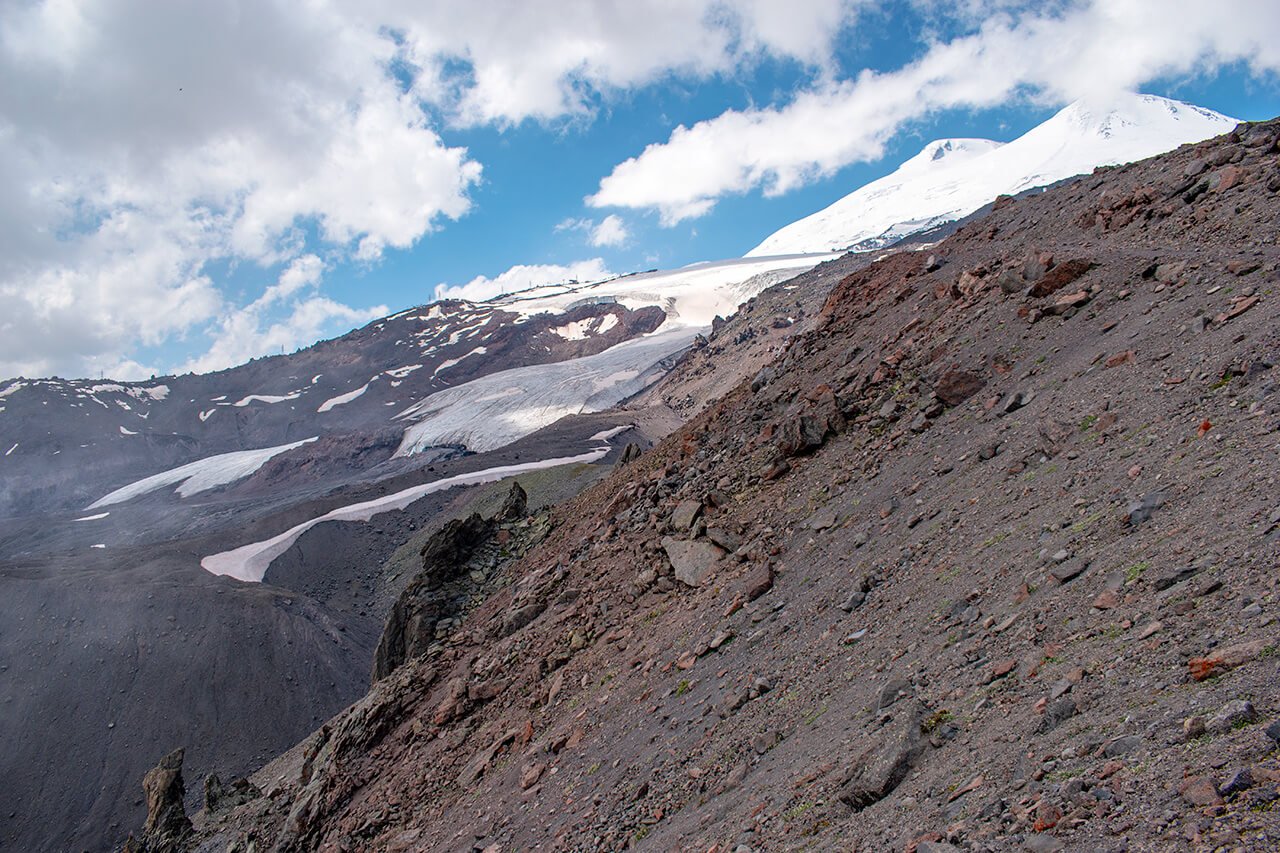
[747,93,1239,257]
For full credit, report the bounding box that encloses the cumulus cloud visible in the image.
[434,259,615,303]
[182,257,388,375]
[0,0,861,379]
[555,215,631,247]
[385,0,856,125]
[589,0,1280,223]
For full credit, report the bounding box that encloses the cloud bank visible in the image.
[589,1,1280,223]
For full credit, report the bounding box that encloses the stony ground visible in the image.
[142,120,1280,852]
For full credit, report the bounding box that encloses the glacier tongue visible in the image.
[746,93,1238,257]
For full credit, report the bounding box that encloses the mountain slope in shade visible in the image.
[747,93,1239,257]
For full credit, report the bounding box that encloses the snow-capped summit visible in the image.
[746,93,1239,257]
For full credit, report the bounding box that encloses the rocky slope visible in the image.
[141,119,1280,851]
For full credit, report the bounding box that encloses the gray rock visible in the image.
[1220,767,1254,797]
[501,600,547,637]
[1265,719,1280,744]
[807,508,838,530]
[751,367,776,393]
[1023,835,1065,853]
[670,499,703,531]
[1127,491,1165,527]
[877,678,911,711]
[662,537,724,587]
[1049,558,1089,584]
[917,842,961,853]
[839,590,866,613]
[1037,697,1077,733]
[838,700,929,810]
[1152,563,1202,591]
[705,526,743,552]
[1102,734,1143,758]
[1208,699,1258,733]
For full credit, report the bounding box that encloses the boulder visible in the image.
[662,537,725,587]
[933,371,986,406]
[670,499,703,531]
[838,700,929,810]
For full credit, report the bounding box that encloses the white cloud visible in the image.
[555,215,630,247]
[0,0,860,379]
[434,259,615,303]
[589,0,1280,223]
[386,0,856,126]
[590,214,630,247]
[182,259,387,374]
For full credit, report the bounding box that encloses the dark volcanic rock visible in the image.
[838,700,930,810]
[202,774,261,813]
[372,512,495,682]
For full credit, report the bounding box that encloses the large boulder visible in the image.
[838,700,931,810]
[661,537,724,587]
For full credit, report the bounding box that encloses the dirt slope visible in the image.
[155,119,1280,852]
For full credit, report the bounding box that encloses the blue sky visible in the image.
[2,1,1279,380]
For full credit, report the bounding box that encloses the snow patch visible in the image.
[433,346,488,375]
[4,443,16,456]
[589,424,634,441]
[385,364,422,378]
[201,447,611,582]
[87,438,318,509]
[233,392,302,407]
[74,512,110,521]
[119,425,138,436]
[318,383,369,413]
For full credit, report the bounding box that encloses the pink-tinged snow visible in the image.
[87,437,318,509]
[395,328,697,455]
[551,314,620,340]
[317,383,370,413]
[201,447,611,582]
[747,94,1238,257]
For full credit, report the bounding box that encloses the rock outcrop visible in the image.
[371,482,536,682]
[121,749,191,853]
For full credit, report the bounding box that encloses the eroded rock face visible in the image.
[121,748,191,853]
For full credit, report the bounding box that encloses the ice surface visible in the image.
[748,94,1237,256]
[87,437,318,509]
[486,255,835,328]
[395,329,696,455]
[201,447,611,582]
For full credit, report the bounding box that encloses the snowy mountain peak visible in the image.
[747,93,1238,257]
[900,138,1003,172]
